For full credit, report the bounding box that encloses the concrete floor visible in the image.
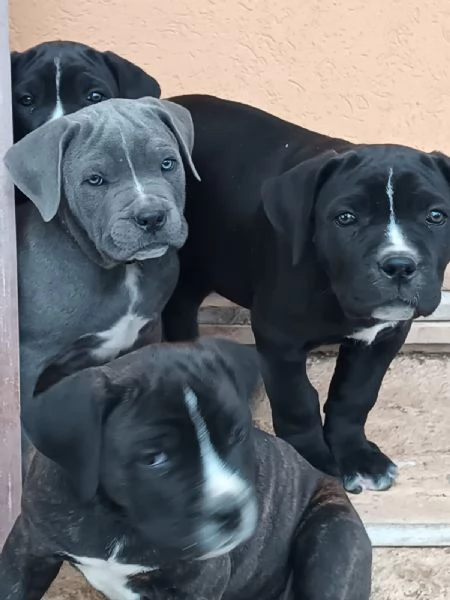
[44,353,450,599]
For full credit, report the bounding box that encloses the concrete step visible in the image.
[251,353,450,547]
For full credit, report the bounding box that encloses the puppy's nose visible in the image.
[379,254,417,280]
[212,505,242,532]
[135,210,167,232]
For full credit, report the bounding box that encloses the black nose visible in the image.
[135,210,167,232]
[379,255,417,279]
[213,506,242,532]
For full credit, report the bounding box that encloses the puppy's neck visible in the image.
[58,206,119,270]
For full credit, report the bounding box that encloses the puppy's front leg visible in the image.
[323,322,411,493]
[253,329,338,476]
[291,478,372,600]
[0,515,62,600]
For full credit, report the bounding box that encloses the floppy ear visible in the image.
[137,97,201,181]
[261,150,343,266]
[201,338,261,403]
[10,50,19,70]
[3,118,81,222]
[102,51,161,99]
[24,367,111,502]
[429,150,450,185]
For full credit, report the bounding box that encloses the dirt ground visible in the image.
[44,353,450,600]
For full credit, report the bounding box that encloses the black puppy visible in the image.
[11,40,161,140]
[162,94,450,493]
[11,40,161,204]
[0,338,371,600]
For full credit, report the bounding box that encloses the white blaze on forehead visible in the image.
[50,57,64,121]
[384,167,413,254]
[183,387,248,501]
[119,128,145,197]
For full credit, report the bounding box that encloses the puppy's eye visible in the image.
[141,451,168,468]
[86,175,104,186]
[161,158,177,172]
[335,211,357,226]
[18,94,34,107]
[87,91,105,103]
[426,209,447,225]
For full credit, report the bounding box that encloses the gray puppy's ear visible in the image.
[3,118,81,222]
[25,367,111,503]
[261,149,352,266]
[138,97,201,182]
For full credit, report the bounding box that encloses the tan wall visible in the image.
[9,0,450,153]
[8,0,450,290]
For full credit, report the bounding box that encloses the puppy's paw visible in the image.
[336,441,398,494]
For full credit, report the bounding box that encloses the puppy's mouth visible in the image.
[194,494,258,560]
[131,244,169,261]
[372,300,416,322]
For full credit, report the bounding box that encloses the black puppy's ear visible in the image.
[3,117,81,222]
[102,51,161,99]
[201,338,261,403]
[261,150,345,266]
[429,151,450,185]
[10,51,20,69]
[25,367,111,503]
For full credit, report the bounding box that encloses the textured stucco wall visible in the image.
[9,0,450,153]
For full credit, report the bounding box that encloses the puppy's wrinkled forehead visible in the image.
[326,144,450,207]
[67,98,172,148]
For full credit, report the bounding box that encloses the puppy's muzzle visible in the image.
[208,494,247,533]
[198,488,258,559]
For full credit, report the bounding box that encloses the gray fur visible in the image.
[3,97,199,454]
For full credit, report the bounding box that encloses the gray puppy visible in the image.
[4,96,200,460]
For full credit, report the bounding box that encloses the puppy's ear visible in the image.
[201,338,261,403]
[138,97,201,182]
[3,118,81,222]
[102,51,161,99]
[25,367,111,502]
[261,150,345,266]
[10,50,20,70]
[429,151,450,185]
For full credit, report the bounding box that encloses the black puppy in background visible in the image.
[11,40,161,203]
[0,338,371,600]
[163,94,450,493]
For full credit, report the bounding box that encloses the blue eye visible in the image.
[87,175,104,186]
[161,158,176,172]
[426,209,447,225]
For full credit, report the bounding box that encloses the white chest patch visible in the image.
[50,57,65,121]
[92,264,148,361]
[346,321,398,345]
[69,543,155,600]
